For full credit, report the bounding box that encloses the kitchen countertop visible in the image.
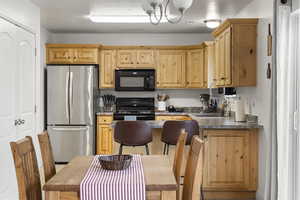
[98,111,263,129]
[96,112,113,116]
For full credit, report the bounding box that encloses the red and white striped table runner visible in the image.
[80,155,146,200]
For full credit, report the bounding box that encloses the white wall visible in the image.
[237,19,272,200]
[0,0,41,199]
[293,0,300,11]
[234,0,273,200]
[50,33,213,46]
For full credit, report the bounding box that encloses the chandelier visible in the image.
[142,0,194,25]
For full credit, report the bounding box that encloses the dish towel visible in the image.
[80,155,146,200]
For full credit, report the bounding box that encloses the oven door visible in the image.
[115,69,155,91]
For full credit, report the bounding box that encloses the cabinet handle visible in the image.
[220,78,225,80]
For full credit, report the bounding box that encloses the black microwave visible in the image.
[115,69,155,91]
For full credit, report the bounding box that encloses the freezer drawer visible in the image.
[47,125,94,163]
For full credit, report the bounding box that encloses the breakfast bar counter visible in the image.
[109,114,263,130]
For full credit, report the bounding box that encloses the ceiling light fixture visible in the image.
[142,0,194,25]
[89,15,168,23]
[204,19,221,29]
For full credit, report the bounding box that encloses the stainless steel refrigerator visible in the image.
[47,65,97,163]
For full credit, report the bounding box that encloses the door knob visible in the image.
[20,119,25,125]
[14,120,20,126]
[14,119,22,126]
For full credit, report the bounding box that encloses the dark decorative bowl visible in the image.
[98,155,132,170]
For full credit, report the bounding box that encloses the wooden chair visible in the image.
[173,129,187,200]
[182,135,204,200]
[38,131,56,183]
[147,130,187,200]
[10,136,42,200]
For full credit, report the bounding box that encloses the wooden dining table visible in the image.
[43,155,178,200]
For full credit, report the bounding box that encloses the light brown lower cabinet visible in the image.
[202,129,258,199]
[96,116,113,155]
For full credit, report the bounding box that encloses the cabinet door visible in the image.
[136,50,155,67]
[117,50,136,67]
[158,50,186,88]
[187,49,206,88]
[74,48,98,64]
[224,27,232,85]
[214,37,221,86]
[203,130,251,190]
[217,33,226,86]
[97,124,113,155]
[47,48,74,64]
[100,50,116,88]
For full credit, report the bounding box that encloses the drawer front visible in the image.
[47,48,74,64]
[97,116,113,124]
[74,48,98,64]
[155,115,192,121]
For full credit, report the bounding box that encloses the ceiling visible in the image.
[31,0,253,33]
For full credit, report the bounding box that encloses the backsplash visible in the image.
[96,89,219,108]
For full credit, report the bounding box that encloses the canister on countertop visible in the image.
[235,98,246,122]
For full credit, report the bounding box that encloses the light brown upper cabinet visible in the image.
[46,44,100,64]
[100,50,116,88]
[157,50,186,88]
[117,49,155,68]
[187,48,207,88]
[213,19,258,87]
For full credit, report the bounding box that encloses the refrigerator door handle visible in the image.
[65,72,70,123]
[51,127,88,131]
[69,71,74,114]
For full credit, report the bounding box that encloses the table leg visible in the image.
[160,191,176,200]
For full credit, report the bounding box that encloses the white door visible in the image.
[16,27,36,140]
[0,17,36,200]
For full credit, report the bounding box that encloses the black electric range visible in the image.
[113,98,155,120]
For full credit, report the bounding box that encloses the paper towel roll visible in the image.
[235,99,246,122]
